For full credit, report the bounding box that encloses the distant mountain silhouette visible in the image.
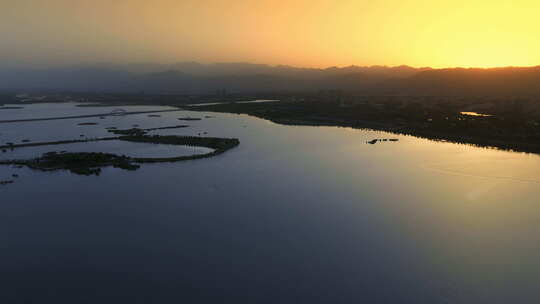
[389,66,540,96]
[2,62,540,96]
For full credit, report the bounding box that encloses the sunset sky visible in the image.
[1,0,539,68]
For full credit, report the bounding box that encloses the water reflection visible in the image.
[1,103,540,303]
[460,111,493,117]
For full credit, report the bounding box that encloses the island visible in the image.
[0,134,240,176]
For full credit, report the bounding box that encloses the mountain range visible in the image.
[1,62,540,96]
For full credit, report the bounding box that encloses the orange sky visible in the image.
[1,0,539,68]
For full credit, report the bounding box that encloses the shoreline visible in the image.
[185,104,540,155]
[0,109,182,124]
[0,134,240,175]
[269,117,540,153]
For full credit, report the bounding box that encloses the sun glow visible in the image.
[1,0,539,68]
[404,0,540,68]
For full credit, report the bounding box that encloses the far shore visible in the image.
[184,102,540,155]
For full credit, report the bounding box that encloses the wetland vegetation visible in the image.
[186,100,540,154]
[367,138,399,144]
[0,106,24,110]
[77,122,98,126]
[0,133,240,176]
[106,125,189,136]
[19,152,139,175]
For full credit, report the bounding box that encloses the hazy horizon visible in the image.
[2,0,539,69]
[3,60,540,71]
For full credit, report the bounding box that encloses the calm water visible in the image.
[2,103,540,303]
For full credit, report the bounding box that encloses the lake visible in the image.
[1,102,540,303]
